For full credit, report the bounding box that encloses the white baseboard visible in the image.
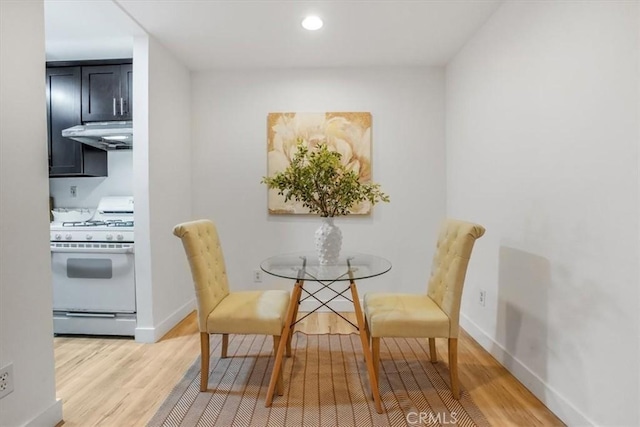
[25,398,62,427]
[135,298,196,343]
[134,326,156,343]
[460,313,595,427]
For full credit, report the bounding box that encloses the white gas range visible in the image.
[50,196,136,336]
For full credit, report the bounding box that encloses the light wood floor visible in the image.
[54,311,564,426]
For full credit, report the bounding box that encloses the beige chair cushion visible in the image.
[426,220,485,336]
[173,220,231,332]
[207,290,290,335]
[363,219,485,339]
[364,293,450,338]
[173,219,290,337]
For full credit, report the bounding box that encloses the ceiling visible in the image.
[44,1,140,39]
[44,0,145,61]
[45,0,502,69]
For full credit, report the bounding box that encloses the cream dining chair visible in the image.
[363,219,485,399]
[173,219,290,393]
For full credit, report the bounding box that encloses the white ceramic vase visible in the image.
[315,217,342,265]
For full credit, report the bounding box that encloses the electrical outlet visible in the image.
[70,185,77,198]
[0,363,14,399]
[253,270,262,283]
[479,290,487,307]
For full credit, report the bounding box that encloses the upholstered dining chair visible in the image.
[363,219,485,400]
[173,219,290,393]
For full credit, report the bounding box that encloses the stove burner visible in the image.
[62,220,134,227]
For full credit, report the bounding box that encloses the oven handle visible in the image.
[65,312,116,318]
[50,246,134,254]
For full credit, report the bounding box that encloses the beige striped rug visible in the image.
[149,333,489,427]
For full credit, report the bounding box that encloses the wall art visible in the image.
[266,112,373,214]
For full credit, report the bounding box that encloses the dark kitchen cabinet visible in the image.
[82,64,132,122]
[46,67,107,177]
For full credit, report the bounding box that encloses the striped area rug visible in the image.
[149,333,489,427]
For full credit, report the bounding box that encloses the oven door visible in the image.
[51,244,135,313]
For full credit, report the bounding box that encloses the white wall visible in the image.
[638,5,640,419]
[0,1,62,426]
[133,35,152,341]
[446,2,639,426]
[191,67,446,304]
[133,35,194,342]
[49,150,133,208]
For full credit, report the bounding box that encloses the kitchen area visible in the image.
[45,2,137,337]
[41,0,195,348]
[47,62,136,336]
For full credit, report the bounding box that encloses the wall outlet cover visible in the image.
[479,289,487,307]
[0,363,14,399]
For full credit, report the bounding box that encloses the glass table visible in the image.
[261,252,392,413]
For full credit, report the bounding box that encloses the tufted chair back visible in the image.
[426,219,485,336]
[173,219,231,332]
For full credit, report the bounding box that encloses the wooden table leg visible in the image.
[265,280,303,407]
[350,281,383,414]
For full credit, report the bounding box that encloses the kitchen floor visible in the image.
[54,311,564,426]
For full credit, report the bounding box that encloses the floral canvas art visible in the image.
[267,112,373,214]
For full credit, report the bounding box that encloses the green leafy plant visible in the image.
[262,142,389,217]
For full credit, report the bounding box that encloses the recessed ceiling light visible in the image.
[302,16,323,31]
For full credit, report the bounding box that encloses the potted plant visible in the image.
[262,141,389,264]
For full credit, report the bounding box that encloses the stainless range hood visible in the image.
[62,121,133,150]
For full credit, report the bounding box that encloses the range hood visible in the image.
[62,121,132,150]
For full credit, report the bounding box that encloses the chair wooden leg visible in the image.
[273,336,284,396]
[429,338,437,363]
[448,338,460,399]
[286,298,300,357]
[286,335,292,358]
[200,332,210,392]
[372,337,380,384]
[221,334,229,358]
[350,282,383,414]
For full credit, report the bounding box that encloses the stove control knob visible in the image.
[86,235,93,241]
[54,234,62,240]
[117,234,124,241]
[106,234,114,241]
[65,234,72,240]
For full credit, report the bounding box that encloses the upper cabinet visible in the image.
[46,59,132,178]
[82,63,132,122]
[46,66,107,177]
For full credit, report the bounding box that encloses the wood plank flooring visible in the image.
[54,311,564,426]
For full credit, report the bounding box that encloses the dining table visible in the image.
[260,251,392,414]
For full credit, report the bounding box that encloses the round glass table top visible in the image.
[260,252,392,282]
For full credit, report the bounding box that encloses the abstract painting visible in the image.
[266,112,373,214]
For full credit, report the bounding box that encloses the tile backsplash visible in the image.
[49,150,133,209]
